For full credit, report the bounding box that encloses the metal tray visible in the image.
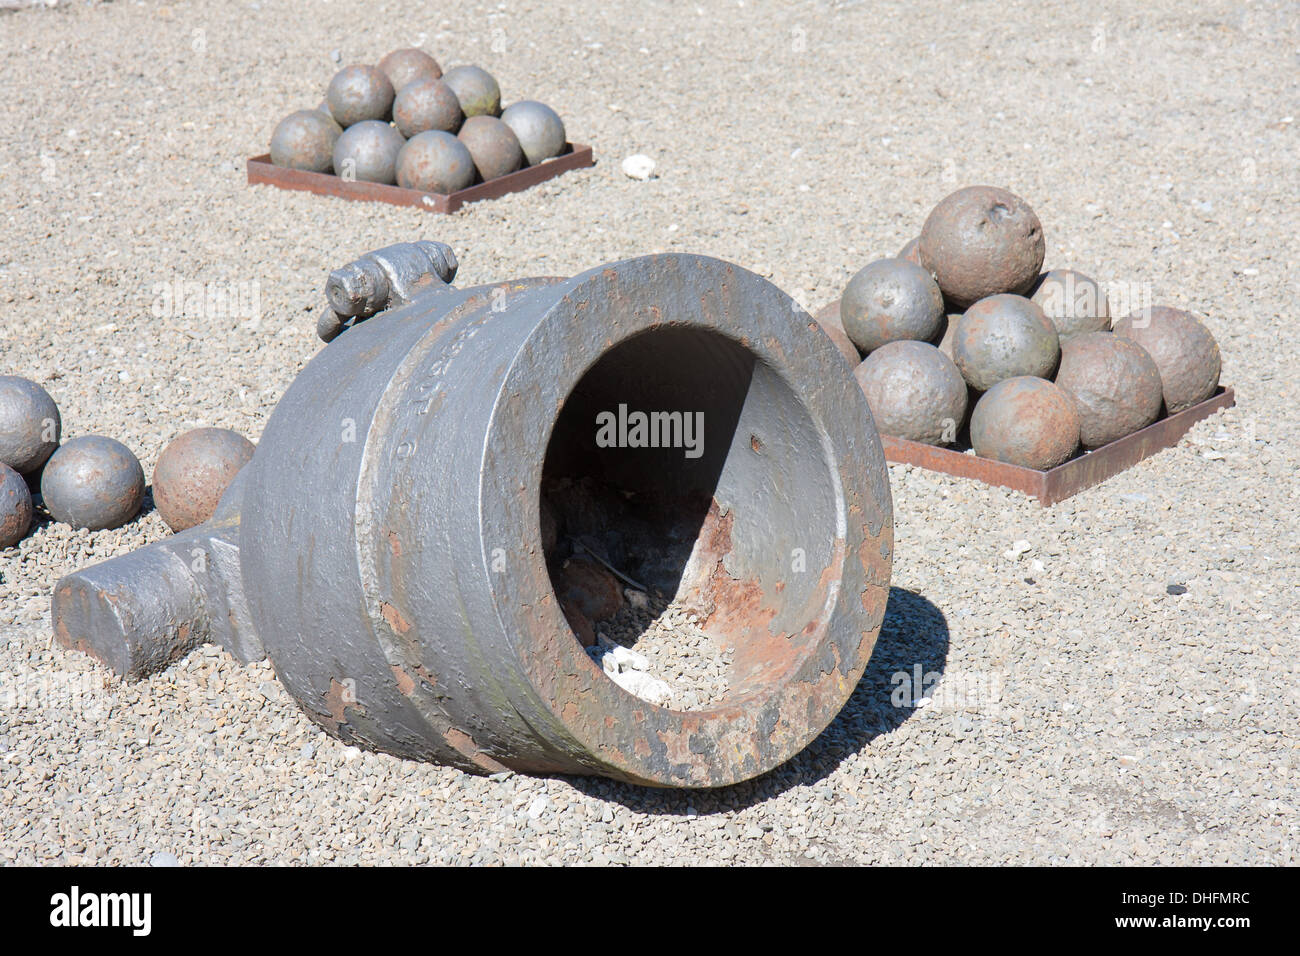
[247,142,595,213]
[813,299,1236,505]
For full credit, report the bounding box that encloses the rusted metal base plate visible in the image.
[247,142,594,213]
[884,387,1235,505]
[816,292,1235,505]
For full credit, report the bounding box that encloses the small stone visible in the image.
[149,851,179,867]
[622,154,656,180]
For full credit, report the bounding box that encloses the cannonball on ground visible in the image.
[333,120,406,184]
[953,294,1060,391]
[152,427,256,532]
[270,109,342,173]
[500,100,566,165]
[0,375,60,474]
[396,130,476,193]
[556,556,623,647]
[457,115,523,181]
[377,48,442,92]
[840,257,945,354]
[970,377,1080,470]
[919,185,1045,308]
[934,311,961,359]
[854,340,968,445]
[1030,269,1110,340]
[1113,306,1221,414]
[392,78,463,138]
[1054,332,1164,449]
[41,436,145,531]
[326,65,395,127]
[0,464,33,548]
[897,236,922,266]
[812,303,862,367]
[442,65,502,117]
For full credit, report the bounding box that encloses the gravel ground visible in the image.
[1,0,1297,865]
[596,595,733,711]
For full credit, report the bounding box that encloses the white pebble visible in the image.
[621,154,656,180]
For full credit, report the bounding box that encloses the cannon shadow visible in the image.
[564,584,950,812]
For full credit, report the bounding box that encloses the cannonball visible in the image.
[812,303,862,367]
[970,377,1080,470]
[457,115,523,181]
[1054,332,1163,449]
[396,130,476,193]
[392,78,463,138]
[952,294,1060,391]
[326,65,395,128]
[500,100,566,165]
[934,311,961,359]
[0,463,33,549]
[919,185,1045,308]
[333,120,406,184]
[556,556,623,622]
[441,65,501,117]
[840,257,945,354]
[153,427,256,532]
[897,236,922,266]
[854,340,968,445]
[270,109,342,173]
[1113,306,1221,414]
[41,436,145,531]
[0,375,60,474]
[1030,269,1110,340]
[377,48,442,92]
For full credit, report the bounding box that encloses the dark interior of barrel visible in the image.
[539,326,841,710]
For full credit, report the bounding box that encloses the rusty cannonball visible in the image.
[396,130,476,193]
[1030,269,1110,340]
[953,293,1060,391]
[442,65,501,118]
[377,48,442,93]
[812,302,861,366]
[392,77,463,138]
[41,436,145,531]
[0,463,33,549]
[919,185,1045,308]
[500,100,566,165]
[153,427,256,533]
[270,109,342,173]
[326,65,395,128]
[840,257,945,354]
[1054,332,1163,449]
[970,377,1080,470]
[897,236,922,266]
[457,115,523,181]
[0,375,60,475]
[854,340,968,445]
[333,120,405,184]
[934,311,961,359]
[1113,306,1221,414]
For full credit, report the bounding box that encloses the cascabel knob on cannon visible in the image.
[52,244,894,788]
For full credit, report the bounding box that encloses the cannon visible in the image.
[52,244,894,788]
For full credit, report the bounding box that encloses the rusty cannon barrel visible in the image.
[52,248,894,788]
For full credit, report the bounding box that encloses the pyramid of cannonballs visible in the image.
[269,49,568,193]
[840,186,1222,470]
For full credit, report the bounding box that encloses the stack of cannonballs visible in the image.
[843,186,1222,470]
[0,374,255,547]
[269,49,568,193]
